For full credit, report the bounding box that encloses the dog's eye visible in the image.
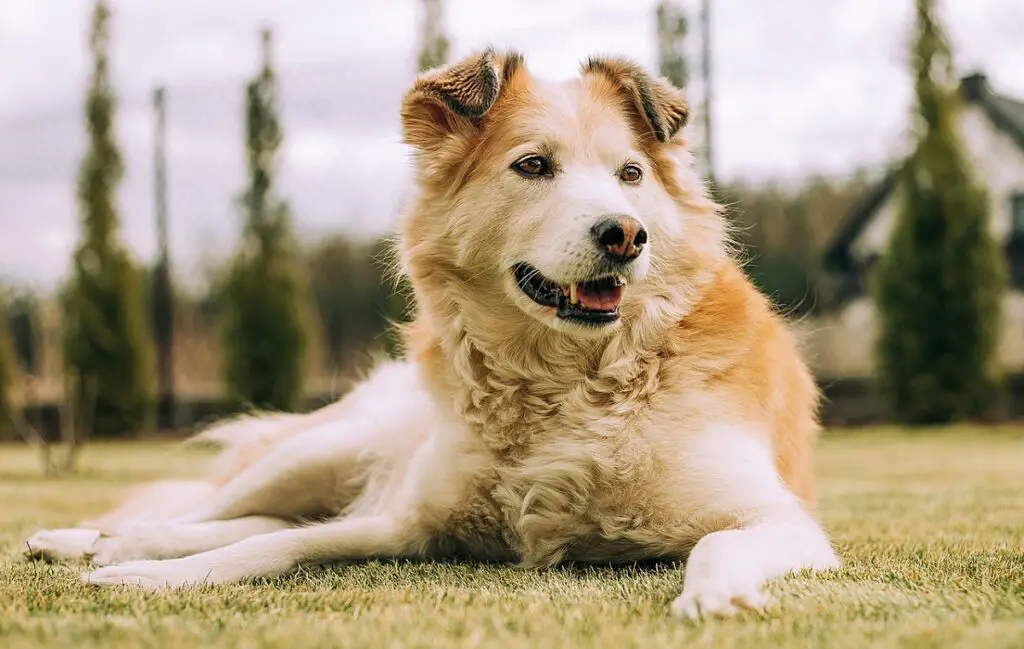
[512,155,551,177]
[619,164,643,184]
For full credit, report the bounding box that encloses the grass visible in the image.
[2,428,1024,648]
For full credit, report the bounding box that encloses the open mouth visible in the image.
[513,263,624,325]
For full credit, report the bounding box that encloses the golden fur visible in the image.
[26,49,838,619]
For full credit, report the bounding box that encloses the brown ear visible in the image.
[401,48,524,151]
[581,56,690,143]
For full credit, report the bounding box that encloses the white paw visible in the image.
[671,575,770,620]
[25,528,101,562]
[672,533,773,619]
[670,525,841,620]
[82,558,208,590]
[90,539,142,567]
[88,522,177,566]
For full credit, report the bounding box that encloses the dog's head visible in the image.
[399,49,727,342]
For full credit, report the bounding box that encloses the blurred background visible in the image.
[1,0,1022,460]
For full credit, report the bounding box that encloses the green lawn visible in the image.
[2,428,1024,648]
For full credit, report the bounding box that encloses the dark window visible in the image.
[1012,194,1024,236]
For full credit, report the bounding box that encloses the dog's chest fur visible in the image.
[431,331,692,567]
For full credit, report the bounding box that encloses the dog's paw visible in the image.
[87,522,175,566]
[669,524,840,620]
[670,530,772,620]
[90,539,141,567]
[82,558,204,590]
[25,528,101,562]
[670,576,770,620]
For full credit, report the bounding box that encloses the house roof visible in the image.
[823,72,1024,273]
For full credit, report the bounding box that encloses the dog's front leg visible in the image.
[670,425,840,619]
[82,514,424,590]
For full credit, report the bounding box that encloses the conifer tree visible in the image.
[221,29,309,411]
[0,296,12,436]
[62,0,152,437]
[875,0,1005,424]
[417,0,449,72]
[656,0,689,90]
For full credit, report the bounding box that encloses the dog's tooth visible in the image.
[569,284,579,305]
[617,276,627,286]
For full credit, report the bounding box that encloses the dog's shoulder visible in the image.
[657,262,821,502]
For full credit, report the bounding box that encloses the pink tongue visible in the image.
[577,284,623,311]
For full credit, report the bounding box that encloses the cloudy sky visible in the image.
[1,0,1021,290]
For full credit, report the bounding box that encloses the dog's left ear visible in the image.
[402,48,524,152]
[581,56,690,143]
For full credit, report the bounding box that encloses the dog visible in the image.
[25,49,839,619]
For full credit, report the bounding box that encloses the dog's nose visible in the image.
[592,216,647,262]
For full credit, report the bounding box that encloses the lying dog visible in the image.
[26,49,839,619]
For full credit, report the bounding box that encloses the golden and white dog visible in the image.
[26,50,839,619]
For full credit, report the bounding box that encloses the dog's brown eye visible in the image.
[513,155,550,177]
[619,164,643,184]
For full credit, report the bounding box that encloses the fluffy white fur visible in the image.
[25,50,839,620]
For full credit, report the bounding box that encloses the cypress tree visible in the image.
[62,0,152,437]
[0,295,12,436]
[656,0,689,90]
[7,293,40,379]
[221,29,309,411]
[370,0,446,350]
[874,0,1005,424]
[417,0,449,72]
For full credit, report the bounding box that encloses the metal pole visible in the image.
[700,0,715,188]
[152,86,175,430]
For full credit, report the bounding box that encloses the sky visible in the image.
[0,0,1022,291]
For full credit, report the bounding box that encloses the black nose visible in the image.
[592,216,647,262]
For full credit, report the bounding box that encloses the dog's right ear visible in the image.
[581,56,690,144]
[401,48,523,151]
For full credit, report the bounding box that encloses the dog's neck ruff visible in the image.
[433,303,677,454]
